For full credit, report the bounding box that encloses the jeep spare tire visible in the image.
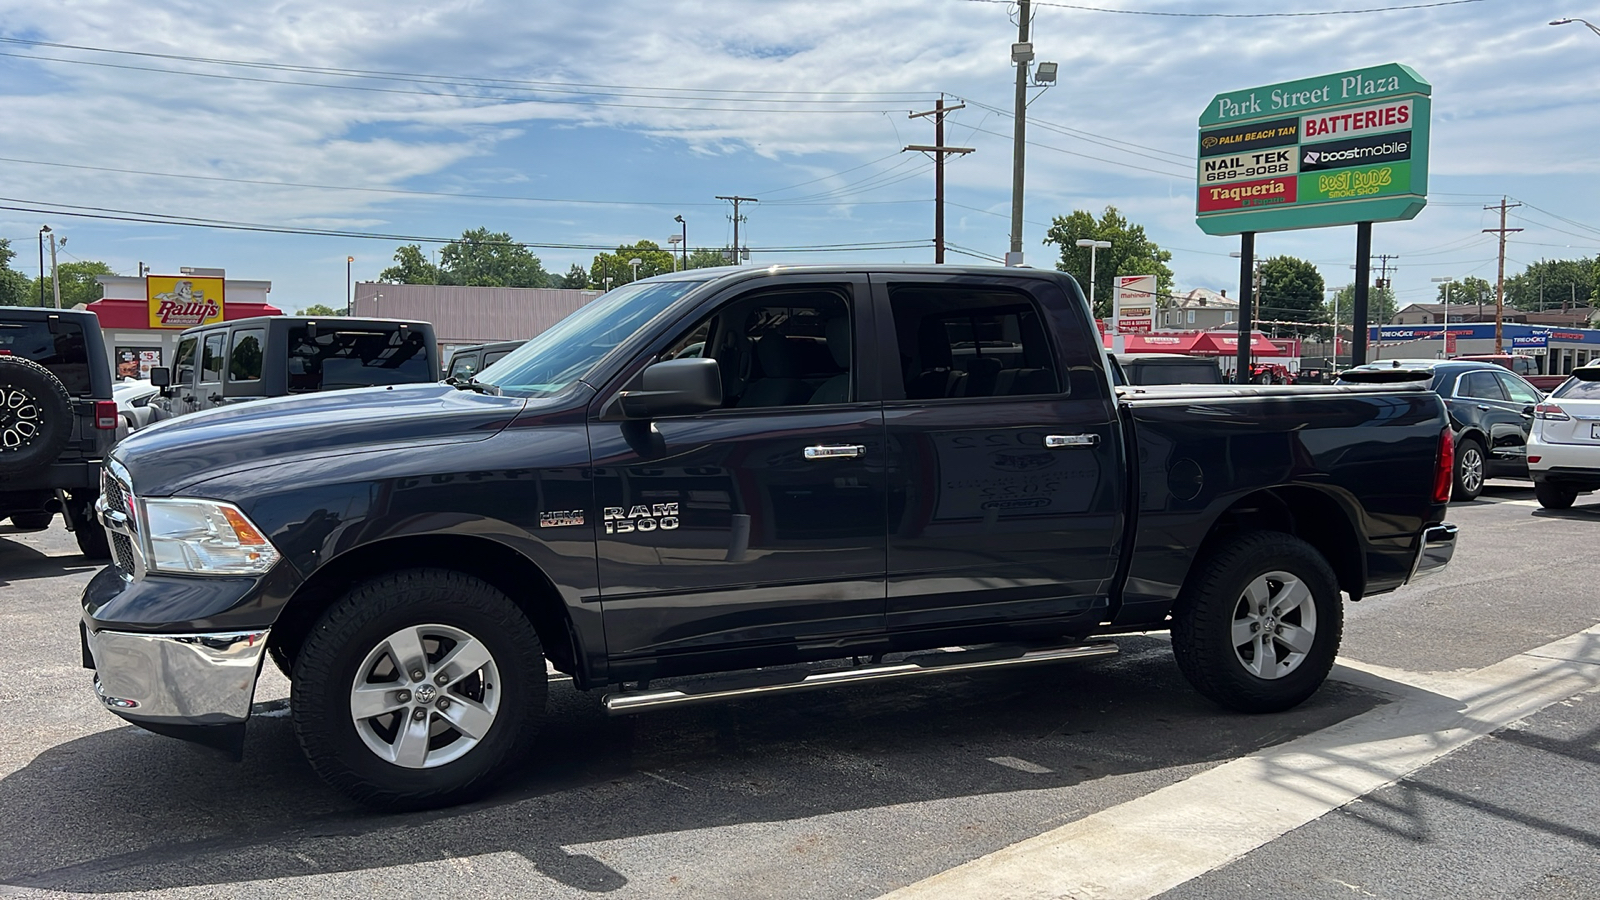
[0,356,73,478]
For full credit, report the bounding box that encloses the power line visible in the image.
[955,96,1191,164]
[959,0,1484,18]
[966,125,1190,179]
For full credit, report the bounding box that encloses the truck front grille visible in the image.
[111,533,136,574]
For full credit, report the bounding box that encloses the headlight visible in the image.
[141,498,280,576]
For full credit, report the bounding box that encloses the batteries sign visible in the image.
[1196,64,1430,235]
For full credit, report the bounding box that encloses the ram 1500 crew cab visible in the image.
[81,266,1457,808]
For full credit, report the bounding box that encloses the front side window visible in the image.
[228,329,264,383]
[286,327,431,392]
[200,333,225,383]
[0,320,90,394]
[173,337,198,387]
[888,285,1061,399]
[447,354,479,381]
[657,285,854,409]
[1496,371,1542,405]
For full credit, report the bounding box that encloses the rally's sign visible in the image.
[1196,64,1430,235]
[146,275,225,329]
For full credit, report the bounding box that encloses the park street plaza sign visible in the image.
[1196,63,1430,236]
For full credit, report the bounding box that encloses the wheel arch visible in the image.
[268,534,588,686]
[1194,485,1366,603]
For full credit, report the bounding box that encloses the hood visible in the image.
[115,383,529,496]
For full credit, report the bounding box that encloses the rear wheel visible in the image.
[1534,479,1578,510]
[1453,437,1486,501]
[8,511,52,530]
[68,495,110,559]
[1171,531,1343,713]
[0,357,73,478]
[291,569,547,810]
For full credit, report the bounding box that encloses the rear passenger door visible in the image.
[1455,369,1528,473]
[872,274,1126,632]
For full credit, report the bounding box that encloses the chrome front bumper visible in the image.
[1408,524,1458,582]
[85,623,269,729]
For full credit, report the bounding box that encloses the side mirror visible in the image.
[618,358,722,418]
[149,366,171,388]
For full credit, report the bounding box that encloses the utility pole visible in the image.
[906,97,973,264]
[1007,0,1031,266]
[716,195,757,265]
[48,232,62,309]
[1483,197,1523,354]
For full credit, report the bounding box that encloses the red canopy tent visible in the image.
[1193,332,1282,357]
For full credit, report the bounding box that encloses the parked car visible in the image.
[1527,365,1600,509]
[1112,353,1224,386]
[82,266,1456,809]
[0,307,114,556]
[112,378,160,435]
[1337,358,1544,500]
[1455,354,1565,393]
[445,340,525,384]
[146,315,439,423]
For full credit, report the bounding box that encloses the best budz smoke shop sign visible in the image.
[1196,63,1430,235]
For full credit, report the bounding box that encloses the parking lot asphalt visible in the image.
[1,479,1596,899]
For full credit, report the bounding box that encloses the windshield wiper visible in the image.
[455,377,501,396]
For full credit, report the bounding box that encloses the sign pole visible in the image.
[1352,222,1372,365]
[1236,231,1255,384]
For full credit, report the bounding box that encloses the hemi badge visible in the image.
[540,510,585,528]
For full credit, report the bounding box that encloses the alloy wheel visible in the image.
[1460,446,1484,494]
[349,623,502,769]
[1229,570,1319,680]
[0,387,42,451]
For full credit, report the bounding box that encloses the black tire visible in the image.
[1452,436,1486,502]
[73,515,111,559]
[291,569,547,810]
[9,511,52,530]
[1534,479,1578,510]
[1170,531,1343,713]
[0,356,73,478]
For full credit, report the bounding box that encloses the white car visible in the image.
[1528,365,1600,508]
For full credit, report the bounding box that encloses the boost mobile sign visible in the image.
[1195,63,1430,235]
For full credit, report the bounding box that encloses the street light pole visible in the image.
[346,256,354,316]
[674,215,687,271]
[629,257,643,283]
[1076,238,1113,347]
[1551,17,1600,36]
[1007,0,1032,266]
[1432,276,1454,359]
[37,226,49,307]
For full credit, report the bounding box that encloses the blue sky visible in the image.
[1,0,1596,314]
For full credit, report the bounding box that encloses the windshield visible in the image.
[476,280,703,396]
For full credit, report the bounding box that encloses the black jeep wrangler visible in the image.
[0,307,114,557]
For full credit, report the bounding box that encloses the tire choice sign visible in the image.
[1195,64,1429,236]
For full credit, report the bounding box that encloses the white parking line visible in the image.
[878,625,1600,900]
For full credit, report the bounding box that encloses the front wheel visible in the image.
[291,569,548,809]
[1534,479,1578,510]
[1171,531,1343,713]
[1453,437,1486,501]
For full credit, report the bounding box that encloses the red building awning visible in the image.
[85,298,283,330]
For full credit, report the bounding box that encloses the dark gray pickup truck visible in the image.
[81,266,1457,809]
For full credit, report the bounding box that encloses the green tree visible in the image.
[558,264,590,289]
[1043,206,1173,319]
[296,304,344,316]
[1503,257,1598,311]
[1256,255,1327,338]
[1328,282,1398,330]
[437,227,550,288]
[30,260,115,308]
[687,248,733,270]
[588,241,677,289]
[378,245,441,284]
[0,239,32,307]
[1436,275,1494,309]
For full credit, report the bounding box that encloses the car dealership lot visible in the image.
[2,482,1597,900]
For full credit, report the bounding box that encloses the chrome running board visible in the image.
[602,641,1119,714]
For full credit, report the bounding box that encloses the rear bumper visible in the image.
[1408,524,1457,582]
[1527,438,1600,475]
[82,619,268,756]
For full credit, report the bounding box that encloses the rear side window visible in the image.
[0,320,90,395]
[483,349,513,368]
[1458,371,1506,401]
[286,327,431,392]
[229,329,264,383]
[173,337,198,387]
[888,285,1061,399]
[1128,362,1221,386]
[200,333,225,383]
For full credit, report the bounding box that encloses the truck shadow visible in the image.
[0,637,1387,894]
[0,530,100,586]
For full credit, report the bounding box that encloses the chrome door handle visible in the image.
[1045,434,1099,448]
[804,444,866,460]
[1476,404,1492,411]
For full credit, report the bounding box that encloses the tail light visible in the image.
[1534,402,1570,421]
[1433,427,1455,504]
[94,401,119,430]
